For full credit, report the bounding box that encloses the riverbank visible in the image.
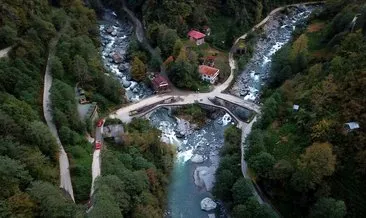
[148,106,235,217]
[230,4,318,102]
[99,10,153,102]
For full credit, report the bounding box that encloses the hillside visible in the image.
[0,0,124,215]
[245,0,366,217]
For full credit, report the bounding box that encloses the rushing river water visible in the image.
[149,108,234,218]
[99,10,152,102]
[230,5,317,102]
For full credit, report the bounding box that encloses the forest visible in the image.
[244,0,366,217]
[89,118,174,217]
[0,0,124,216]
[213,126,277,217]
[2,0,366,217]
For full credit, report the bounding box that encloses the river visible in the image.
[99,10,152,102]
[230,5,317,102]
[99,4,317,218]
[149,108,233,218]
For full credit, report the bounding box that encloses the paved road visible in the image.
[43,23,74,202]
[90,124,103,196]
[43,55,75,202]
[0,46,11,58]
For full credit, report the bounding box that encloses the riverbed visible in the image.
[230,5,317,102]
[149,108,234,218]
[99,10,152,102]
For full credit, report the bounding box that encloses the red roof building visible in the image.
[188,30,206,46]
[198,65,220,84]
[152,74,170,93]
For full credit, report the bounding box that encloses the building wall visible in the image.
[196,38,205,45]
[201,72,218,84]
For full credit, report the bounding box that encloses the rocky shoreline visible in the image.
[230,5,317,102]
[148,106,232,218]
[99,10,153,102]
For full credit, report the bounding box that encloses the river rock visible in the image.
[118,63,129,71]
[200,197,217,211]
[191,154,204,163]
[105,26,114,34]
[122,79,131,88]
[208,214,215,218]
[193,166,216,191]
[176,118,192,137]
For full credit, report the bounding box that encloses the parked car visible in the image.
[95,140,102,150]
[96,119,104,127]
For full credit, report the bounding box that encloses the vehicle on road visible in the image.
[95,140,102,150]
[96,119,104,127]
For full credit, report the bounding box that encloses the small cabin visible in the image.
[188,30,206,46]
[152,74,170,93]
[344,122,360,132]
[293,104,299,111]
[199,65,220,84]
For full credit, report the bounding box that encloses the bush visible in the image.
[0,25,17,48]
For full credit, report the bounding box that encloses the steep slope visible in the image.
[245,0,366,217]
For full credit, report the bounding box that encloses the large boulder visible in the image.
[193,166,216,191]
[122,79,131,88]
[191,154,204,163]
[200,197,217,211]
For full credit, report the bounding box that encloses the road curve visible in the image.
[43,27,75,202]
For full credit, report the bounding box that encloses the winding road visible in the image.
[43,24,75,202]
[90,1,324,214]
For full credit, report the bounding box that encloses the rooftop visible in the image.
[199,65,219,77]
[188,30,206,40]
[152,74,169,87]
[345,122,360,130]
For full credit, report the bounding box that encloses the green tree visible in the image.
[0,156,32,199]
[50,56,65,79]
[271,159,294,181]
[7,192,36,217]
[98,175,131,212]
[25,121,58,159]
[169,60,199,90]
[173,39,183,58]
[310,197,346,218]
[232,178,253,204]
[248,152,276,177]
[0,25,17,48]
[74,55,90,86]
[28,181,79,217]
[298,142,336,186]
[213,169,235,202]
[131,57,146,82]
